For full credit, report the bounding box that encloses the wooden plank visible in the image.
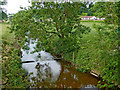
[90,69,100,77]
[22,61,35,63]
[54,58,62,60]
[90,72,99,77]
[73,52,74,65]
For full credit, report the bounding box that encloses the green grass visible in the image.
[80,21,103,30]
[80,21,106,37]
[0,23,15,43]
[80,22,99,37]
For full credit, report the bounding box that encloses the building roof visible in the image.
[81,16,95,18]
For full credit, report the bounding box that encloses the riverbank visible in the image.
[56,58,119,89]
[2,22,119,89]
[1,23,28,88]
[51,21,119,89]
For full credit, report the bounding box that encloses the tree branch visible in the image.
[45,30,61,38]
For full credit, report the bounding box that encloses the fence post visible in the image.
[73,52,74,65]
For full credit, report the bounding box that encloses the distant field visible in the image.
[80,21,105,43]
[80,21,103,29]
[81,22,99,35]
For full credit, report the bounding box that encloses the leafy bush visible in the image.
[2,40,28,88]
[75,23,119,88]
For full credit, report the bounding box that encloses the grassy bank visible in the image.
[1,21,119,89]
[61,21,119,89]
[1,23,28,88]
[76,22,119,88]
[1,23,14,43]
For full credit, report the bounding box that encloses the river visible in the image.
[21,39,99,88]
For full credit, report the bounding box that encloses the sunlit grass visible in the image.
[81,21,104,30]
[1,23,15,43]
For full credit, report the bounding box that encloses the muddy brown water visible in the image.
[24,60,99,88]
[55,61,98,88]
[21,39,99,88]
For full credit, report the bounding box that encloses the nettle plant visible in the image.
[10,2,90,58]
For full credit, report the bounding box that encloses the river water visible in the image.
[21,39,99,88]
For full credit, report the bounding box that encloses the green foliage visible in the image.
[79,2,120,88]
[0,11,8,20]
[75,22,119,88]
[0,0,7,20]
[10,2,90,59]
[2,40,28,88]
[1,23,28,88]
[78,2,94,16]
[81,13,87,16]
[92,2,120,25]
[7,1,120,88]
[0,0,7,5]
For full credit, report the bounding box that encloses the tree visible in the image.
[0,11,7,20]
[0,0,7,20]
[92,2,120,24]
[10,2,90,58]
[86,1,120,88]
[78,2,94,16]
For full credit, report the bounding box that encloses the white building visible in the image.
[101,18,105,20]
[81,16,96,20]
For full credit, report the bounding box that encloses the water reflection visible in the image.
[53,61,98,88]
[22,60,98,88]
[21,39,98,88]
[22,60,61,83]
